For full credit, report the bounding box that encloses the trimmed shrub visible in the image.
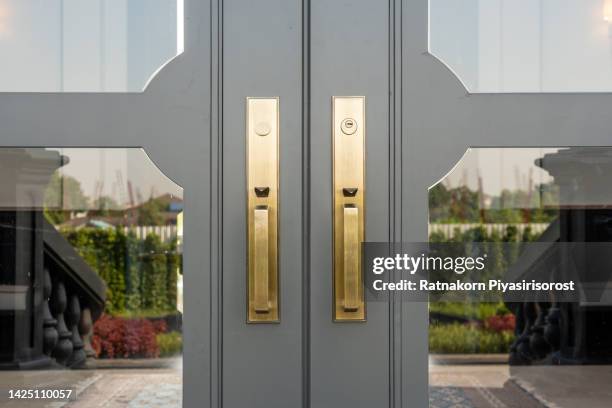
[156,332,182,357]
[92,315,159,358]
[62,227,180,315]
[141,234,168,311]
[152,319,168,335]
[484,314,516,333]
[429,323,514,354]
[429,302,511,321]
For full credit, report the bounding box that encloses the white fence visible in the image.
[124,223,548,242]
[122,225,178,242]
[428,223,549,239]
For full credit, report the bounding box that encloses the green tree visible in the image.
[137,197,166,225]
[429,184,451,222]
[92,196,121,216]
[44,173,89,224]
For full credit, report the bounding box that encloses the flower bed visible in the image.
[92,315,180,359]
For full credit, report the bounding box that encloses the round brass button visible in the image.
[254,122,271,136]
[340,118,357,135]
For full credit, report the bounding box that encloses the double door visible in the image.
[221,0,418,407]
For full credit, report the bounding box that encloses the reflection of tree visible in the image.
[92,196,121,216]
[137,196,168,226]
[63,228,180,315]
[429,183,558,224]
[428,176,561,357]
[44,172,89,224]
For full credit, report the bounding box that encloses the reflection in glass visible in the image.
[428,147,612,407]
[429,0,612,92]
[0,0,184,92]
[0,148,182,407]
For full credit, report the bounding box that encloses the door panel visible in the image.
[222,0,303,407]
[0,1,213,406]
[310,1,390,407]
[404,0,612,406]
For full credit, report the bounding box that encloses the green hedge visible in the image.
[157,332,182,357]
[428,225,537,290]
[429,183,558,224]
[429,302,510,321]
[61,227,180,316]
[429,323,514,354]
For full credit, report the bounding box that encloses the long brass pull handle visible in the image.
[333,96,365,321]
[343,205,359,312]
[247,97,279,323]
[253,206,270,313]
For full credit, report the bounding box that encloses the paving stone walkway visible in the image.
[430,363,612,408]
[430,364,546,408]
[62,369,181,408]
[127,384,181,408]
[430,387,474,408]
[3,360,612,407]
[0,364,181,408]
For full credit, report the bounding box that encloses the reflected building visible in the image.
[510,147,612,365]
[0,148,183,377]
[0,149,105,369]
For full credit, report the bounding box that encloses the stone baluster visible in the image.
[42,268,58,355]
[543,304,561,351]
[50,281,73,365]
[509,302,537,365]
[529,302,552,360]
[79,307,96,359]
[66,295,86,368]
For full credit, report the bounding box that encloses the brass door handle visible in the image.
[343,204,359,312]
[253,206,270,313]
[247,98,279,323]
[333,96,365,321]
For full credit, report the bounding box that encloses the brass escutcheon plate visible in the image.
[333,96,366,322]
[247,97,279,323]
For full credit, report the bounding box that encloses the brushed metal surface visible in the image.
[343,205,359,312]
[247,97,279,323]
[254,206,270,312]
[333,96,365,321]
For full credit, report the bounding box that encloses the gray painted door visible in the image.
[221,0,416,407]
[220,0,612,407]
[0,0,419,404]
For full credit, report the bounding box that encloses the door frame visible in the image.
[2,0,611,407]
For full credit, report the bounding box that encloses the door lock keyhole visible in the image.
[341,118,357,135]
